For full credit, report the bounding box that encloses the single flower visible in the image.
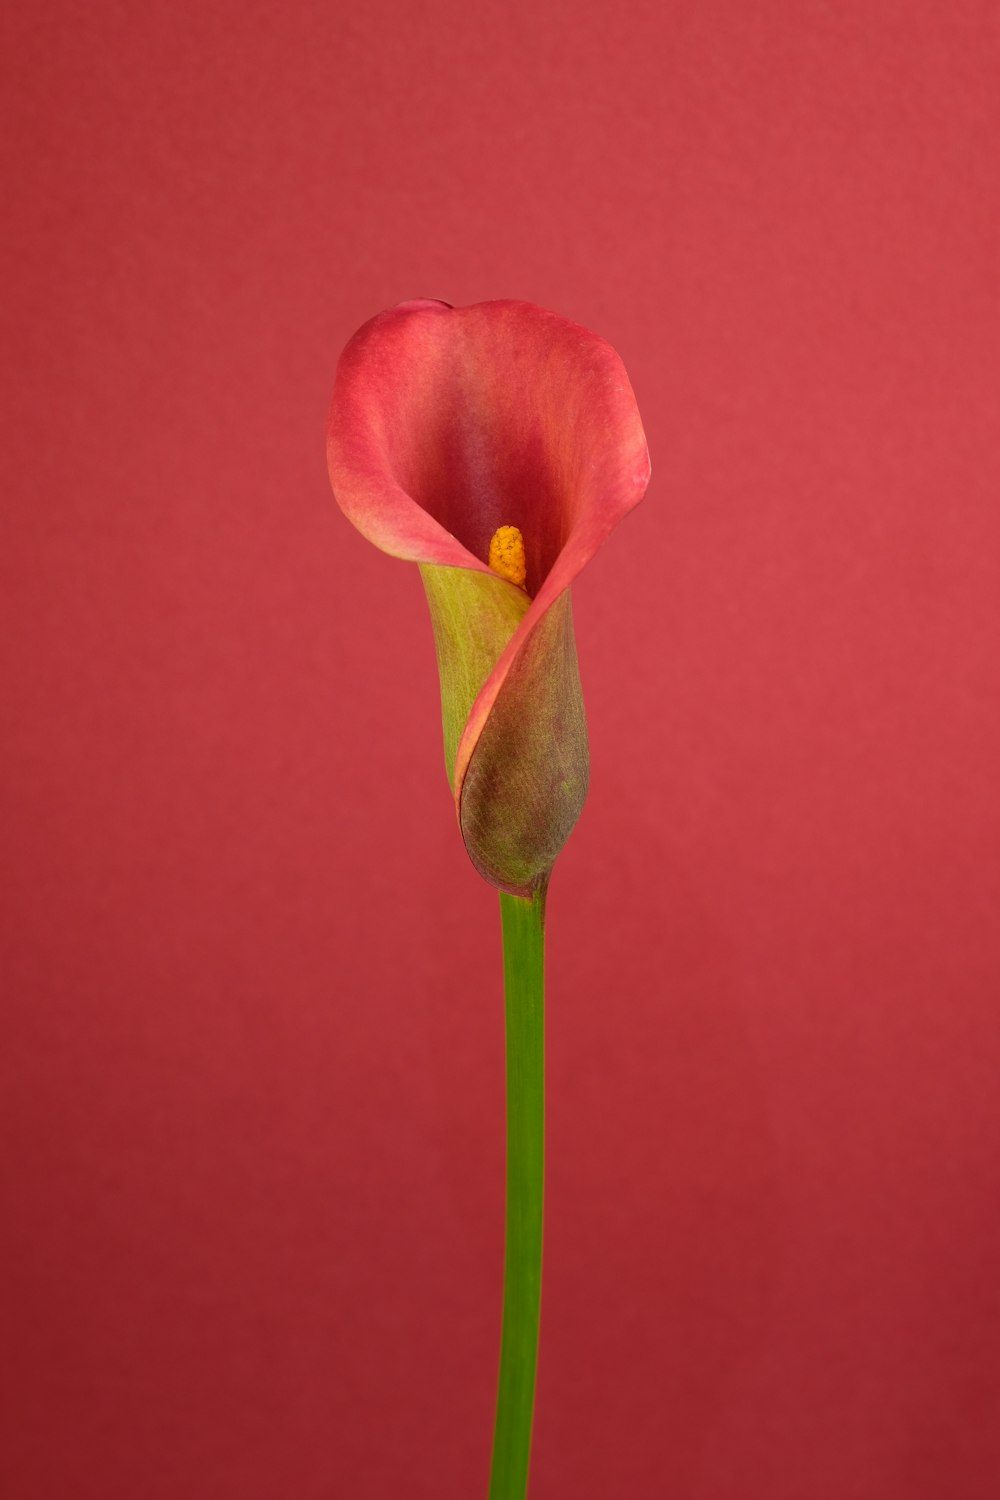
[327,298,650,896]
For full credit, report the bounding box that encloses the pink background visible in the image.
[3,2,999,1496]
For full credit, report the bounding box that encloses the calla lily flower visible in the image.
[327,299,650,896]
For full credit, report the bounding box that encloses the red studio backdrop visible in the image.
[3,2,999,1497]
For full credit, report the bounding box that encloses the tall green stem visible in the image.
[489,884,546,1500]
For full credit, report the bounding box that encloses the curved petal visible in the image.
[327,299,650,892]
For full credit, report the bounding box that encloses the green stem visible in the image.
[489,883,547,1500]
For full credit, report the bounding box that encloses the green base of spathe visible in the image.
[420,563,589,896]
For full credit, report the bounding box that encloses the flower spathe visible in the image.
[327,299,650,896]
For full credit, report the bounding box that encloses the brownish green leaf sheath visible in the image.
[421,562,589,897]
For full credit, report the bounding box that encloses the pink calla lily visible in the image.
[327,299,650,896]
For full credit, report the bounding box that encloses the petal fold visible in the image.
[419,562,530,790]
